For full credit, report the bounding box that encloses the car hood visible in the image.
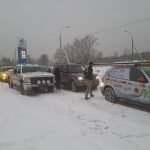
[22,72,54,78]
[69,73,84,77]
[0,71,8,74]
[69,72,98,77]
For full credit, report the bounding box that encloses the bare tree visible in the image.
[54,34,98,64]
[38,54,49,65]
[95,50,103,63]
[54,48,66,63]
[113,51,118,58]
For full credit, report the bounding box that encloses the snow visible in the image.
[0,66,150,150]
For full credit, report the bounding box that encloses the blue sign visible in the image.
[17,38,27,64]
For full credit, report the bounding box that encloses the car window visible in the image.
[63,65,67,72]
[22,66,47,73]
[17,66,21,74]
[68,65,85,73]
[108,68,129,80]
[2,67,13,72]
[130,68,148,83]
[142,68,150,78]
[56,65,63,72]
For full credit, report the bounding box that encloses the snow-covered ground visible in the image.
[0,66,150,150]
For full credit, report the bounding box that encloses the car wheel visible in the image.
[71,81,77,92]
[104,87,116,103]
[20,83,25,95]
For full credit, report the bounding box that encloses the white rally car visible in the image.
[100,65,150,105]
[8,64,55,95]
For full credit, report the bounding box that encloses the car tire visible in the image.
[104,87,116,103]
[71,81,77,92]
[20,83,25,95]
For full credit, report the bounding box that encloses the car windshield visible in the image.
[68,65,85,73]
[143,68,150,78]
[22,66,47,73]
[2,67,13,72]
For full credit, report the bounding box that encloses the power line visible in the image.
[64,17,150,40]
[33,17,150,51]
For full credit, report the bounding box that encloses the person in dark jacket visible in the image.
[85,62,94,100]
[54,67,61,90]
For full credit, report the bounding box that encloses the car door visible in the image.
[128,68,150,104]
[108,67,130,99]
[12,66,21,87]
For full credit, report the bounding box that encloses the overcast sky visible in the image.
[0,0,150,60]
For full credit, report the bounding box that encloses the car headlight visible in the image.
[96,76,99,79]
[2,73,7,77]
[24,77,30,83]
[100,82,105,87]
[78,76,84,80]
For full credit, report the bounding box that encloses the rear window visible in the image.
[22,66,47,73]
[68,65,85,73]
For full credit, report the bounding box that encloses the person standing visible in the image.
[54,67,61,90]
[85,62,94,100]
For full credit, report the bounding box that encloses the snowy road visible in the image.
[0,82,150,150]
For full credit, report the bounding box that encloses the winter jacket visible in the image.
[54,68,61,82]
[86,66,93,80]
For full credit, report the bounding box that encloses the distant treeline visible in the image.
[0,51,150,66]
[0,35,150,66]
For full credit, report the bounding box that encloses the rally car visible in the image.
[8,64,55,95]
[0,66,13,82]
[100,65,150,105]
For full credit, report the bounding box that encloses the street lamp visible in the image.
[124,30,134,63]
[59,26,70,63]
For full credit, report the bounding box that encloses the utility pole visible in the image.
[59,26,70,63]
[125,30,134,63]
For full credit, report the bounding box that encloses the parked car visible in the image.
[55,63,99,92]
[8,64,55,95]
[0,66,13,82]
[100,65,150,105]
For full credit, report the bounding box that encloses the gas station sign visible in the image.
[17,38,27,64]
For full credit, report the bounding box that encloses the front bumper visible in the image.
[76,79,99,88]
[23,83,54,91]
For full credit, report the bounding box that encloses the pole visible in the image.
[125,30,134,63]
[59,26,70,63]
[131,37,133,63]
